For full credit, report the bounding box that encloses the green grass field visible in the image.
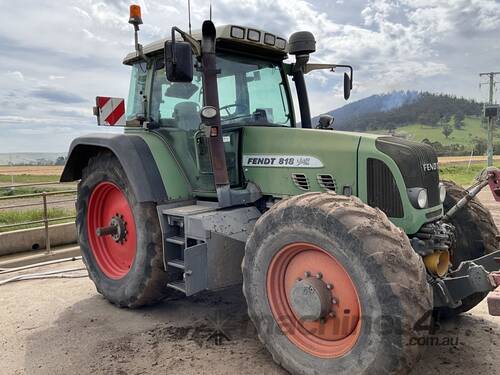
[0,207,75,232]
[379,117,493,147]
[439,162,486,186]
[0,174,61,183]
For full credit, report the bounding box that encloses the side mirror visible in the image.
[343,72,351,100]
[317,114,334,129]
[165,41,193,82]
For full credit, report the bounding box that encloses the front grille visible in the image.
[292,173,309,191]
[376,137,440,207]
[367,158,404,218]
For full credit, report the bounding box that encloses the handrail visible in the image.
[0,189,76,201]
[0,215,76,230]
[0,181,78,255]
[0,181,75,189]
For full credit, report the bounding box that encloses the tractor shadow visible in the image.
[23,285,284,375]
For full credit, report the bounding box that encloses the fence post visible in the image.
[42,192,52,255]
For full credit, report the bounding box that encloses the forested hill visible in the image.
[314,92,483,132]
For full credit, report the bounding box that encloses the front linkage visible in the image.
[427,167,500,315]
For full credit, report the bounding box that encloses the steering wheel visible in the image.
[219,104,248,117]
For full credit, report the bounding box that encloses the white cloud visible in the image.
[0,0,499,151]
[6,71,24,81]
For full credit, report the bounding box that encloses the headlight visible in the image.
[407,187,429,209]
[417,189,428,208]
[439,183,446,203]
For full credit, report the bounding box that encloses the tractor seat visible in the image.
[173,102,200,131]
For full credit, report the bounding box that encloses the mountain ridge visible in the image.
[312,91,483,131]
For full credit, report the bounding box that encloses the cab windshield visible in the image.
[150,53,292,129]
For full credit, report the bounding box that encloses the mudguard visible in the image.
[60,133,168,203]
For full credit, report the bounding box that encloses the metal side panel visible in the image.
[184,243,208,296]
[185,206,261,242]
[206,233,245,290]
[184,206,262,290]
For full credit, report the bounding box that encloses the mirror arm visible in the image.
[304,63,353,88]
[336,64,354,89]
[171,26,202,58]
[304,63,337,74]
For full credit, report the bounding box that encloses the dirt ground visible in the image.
[438,155,500,164]
[1,197,499,374]
[0,166,64,176]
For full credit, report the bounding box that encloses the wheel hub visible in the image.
[266,242,362,358]
[290,275,332,321]
[87,182,137,280]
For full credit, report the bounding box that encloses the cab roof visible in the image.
[123,24,288,65]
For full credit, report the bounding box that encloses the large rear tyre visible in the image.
[243,192,432,375]
[438,180,498,318]
[76,152,175,308]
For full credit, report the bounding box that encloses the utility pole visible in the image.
[479,71,500,166]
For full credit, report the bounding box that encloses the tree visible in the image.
[442,123,453,139]
[473,138,487,155]
[454,112,465,129]
[55,156,66,166]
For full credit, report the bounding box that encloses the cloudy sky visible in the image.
[1,0,499,153]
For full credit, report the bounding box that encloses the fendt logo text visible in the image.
[422,162,438,172]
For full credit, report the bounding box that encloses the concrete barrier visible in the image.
[0,223,77,256]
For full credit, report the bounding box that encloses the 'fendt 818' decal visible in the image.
[243,155,324,168]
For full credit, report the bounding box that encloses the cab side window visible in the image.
[150,62,203,130]
[126,62,147,122]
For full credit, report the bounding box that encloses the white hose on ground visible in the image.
[0,256,83,275]
[0,267,88,286]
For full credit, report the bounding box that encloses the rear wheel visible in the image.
[438,180,498,318]
[243,192,432,375]
[77,152,175,308]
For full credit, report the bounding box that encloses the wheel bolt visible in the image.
[326,284,333,290]
[328,312,335,318]
[304,271,311,278]
[297,277,302,282]
[331,298,337,304]
[316,272,323,279]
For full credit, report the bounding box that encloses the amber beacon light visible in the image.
[129,5,143,26]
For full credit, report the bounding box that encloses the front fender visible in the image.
[61,133,167,203]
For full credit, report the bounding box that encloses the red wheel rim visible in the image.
[87,182,137,279]
[267,242,361,358]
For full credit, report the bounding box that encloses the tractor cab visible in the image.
[123,35,294,194]
[119,22,352,204]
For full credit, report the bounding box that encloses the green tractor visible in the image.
[61,5,500,374]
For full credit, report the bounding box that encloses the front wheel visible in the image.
[76,152,175,308]
[243,192,432,375]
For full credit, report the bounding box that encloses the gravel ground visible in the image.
[1,194,499,375]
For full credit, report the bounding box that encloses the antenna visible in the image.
[210,3,212,20]
[188,0,192,35]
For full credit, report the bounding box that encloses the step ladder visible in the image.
[161,205,212,296]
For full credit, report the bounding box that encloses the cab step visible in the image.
[167,259,185,270]
[166,236,185,246]
[159,203,214,296]
[166,281,186,293]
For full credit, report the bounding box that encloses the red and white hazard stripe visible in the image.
[96,96,126,126]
